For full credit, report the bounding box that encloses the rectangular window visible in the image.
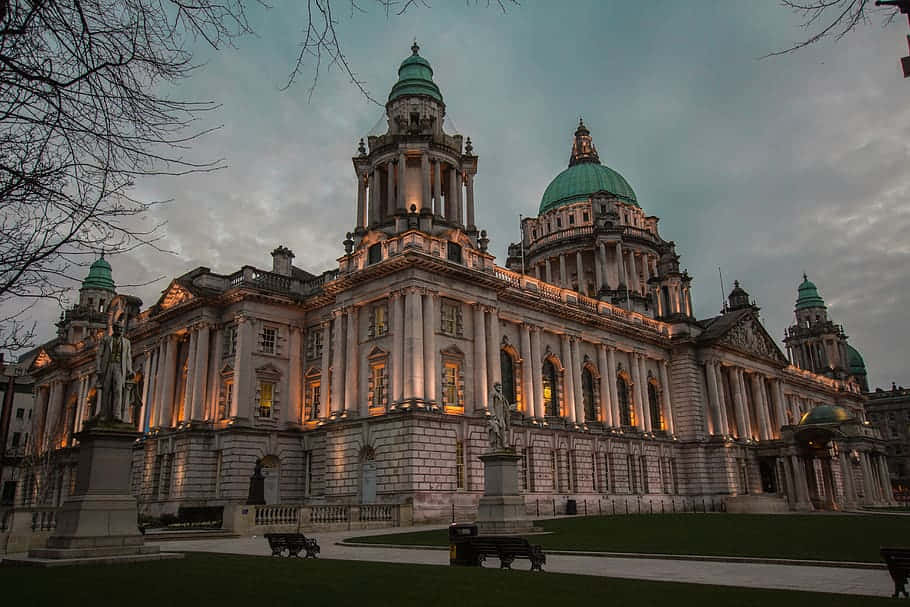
[15,408,24,419]
[443,363,459,407]
[604,453,612,493]
[368,243,382,265]
[11,432,20,448]
[258,381,274,418]
[305,451,314,496]
[214,451,223,498]
[568,450,577,493]
[628,455,637,494]
[447,242,463,264]
[556,217,562,228]
[641,456,649,494]
[261,327,277,354]
[583,212,589,222]
[306,380,321,420]
[521,447,531,492]
[223,325,237,357]
[456,440,465,490]
[219,380,233,420]
[306,328,323,359]
[568,214,575,225]
[1,481,16,506]
[372,305,388,337]
[440,301,461,336]
[551,450,560,492]
[371,365,386,408]
[532,229,537,239]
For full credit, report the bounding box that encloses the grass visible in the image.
[349,513,910,563]
[0,552,889,606]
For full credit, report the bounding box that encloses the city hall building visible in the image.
[17,44,893,523]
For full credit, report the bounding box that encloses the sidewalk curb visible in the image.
[337,541,887,570]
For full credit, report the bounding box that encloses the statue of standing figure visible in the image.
[94,322,134,422]
[488,382,517,451]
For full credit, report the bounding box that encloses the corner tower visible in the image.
[346,43,481,252]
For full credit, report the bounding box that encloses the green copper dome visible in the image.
[796,274,826,310]
[847,345,866,376]
[539,163,638,214]
[539,121,638,214]
[81,255,115,292]
[388,43,443,103]
[798,404,854,426]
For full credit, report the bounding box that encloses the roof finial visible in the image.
[411,39,420,55]
[802,271,808,281]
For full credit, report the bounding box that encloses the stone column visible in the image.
[345,307,359,414]
[629,353,644,430]
[615,242,626,287]
[576,251,585,293]
[138,354,152,431]
[331,309,345,415]
[642,255,651,290]
[530,328,544,419]
[465,172,475,229]
[421,153,430,212]
[319,321,331,418]
[486,308,502,387]
[559,254,568,288]
[404,289,424,401]
[545,258,553,284]
[731,368,747,439]
[607,347,620,426]
[151,340,165,426]
[433,159,442,216]
[182,328,198,422]
[598,243,609,290]
[191,324,210,421]
[594,252,603,293]
[860,453,876,504]
[770,379,786,436]
[597,345,612,425]
[356,171,366,229]
[160,334,178,426]
[455,169,463,224]
[387,162,396,217]
[629,250,639,294]
[877,456,893,503]
[659,360,674,435]
[791,454,811,508]
[520,325,535,418]
[286,326,303,423]
[206,325,223,420]
[705,360,722,435]
[423,293,437,404]
[637,356,652,432]
[570,337,584,423]
[369,167,379,225]
[750,374,769,441]
[448,165,457,221]
[560,335,576,423]
[533,264,541,279]
[397,152,406,210]
[391,292,404,403]
[473,305,488,410]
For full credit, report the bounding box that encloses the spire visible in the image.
[568,118,600,167]
[411,40,420,55]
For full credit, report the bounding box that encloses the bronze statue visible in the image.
[488,382,517,451]
[94,322,134,422]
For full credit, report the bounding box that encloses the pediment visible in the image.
[158,281,194,310]
[31,348,53,371]
[367,345,388,360]
[255,362,282,379]
[717,313,788,365]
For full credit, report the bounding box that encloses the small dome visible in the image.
[796,274,826,310]
[81,255,115,292]
[847,345,866,376]
[798,404,854,426]
[388,42,443,103]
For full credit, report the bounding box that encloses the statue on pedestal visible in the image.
[94,322,134,422]
[488,382,517,452]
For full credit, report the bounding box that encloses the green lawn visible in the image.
[349,513,910,563]
[0,553,889,606]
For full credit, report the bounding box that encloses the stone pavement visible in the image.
[159,525,893,598]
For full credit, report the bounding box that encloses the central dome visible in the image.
[539,121,637,214]
[540,163,638,214]
[798,404,854,426]
[388,42,443,103]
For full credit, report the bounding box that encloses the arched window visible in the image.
[542,360,559,417]
[617,376,633,426]
[582,368,596,421]
[500,350,516,406]
[648,382,664,431]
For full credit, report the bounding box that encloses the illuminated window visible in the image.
[455,441,465,489]
[370,305,388,338]
[443,363,459,407]
[648,382,664,431]
[582,367,597,421]
[542,359,559,417]
[258,381,274,418]
[370,364,386,408]
[305,377,321,420]
[261,327,277,354]
[219,380,233,420]
[618,376,634,426]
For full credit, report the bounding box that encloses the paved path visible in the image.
[161,526,893,598]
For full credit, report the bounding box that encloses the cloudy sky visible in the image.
[19,1,910,390]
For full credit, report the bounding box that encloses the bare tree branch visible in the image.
[766,0,899,57]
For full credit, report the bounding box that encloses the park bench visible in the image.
[264,533,320,558]
[882,547,910,598]
[468,536,546,571]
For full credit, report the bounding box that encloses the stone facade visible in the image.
[14,44,893,523]
[866,384,910,498]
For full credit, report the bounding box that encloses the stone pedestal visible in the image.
[475,451,539,535]
[7,425,181,566]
